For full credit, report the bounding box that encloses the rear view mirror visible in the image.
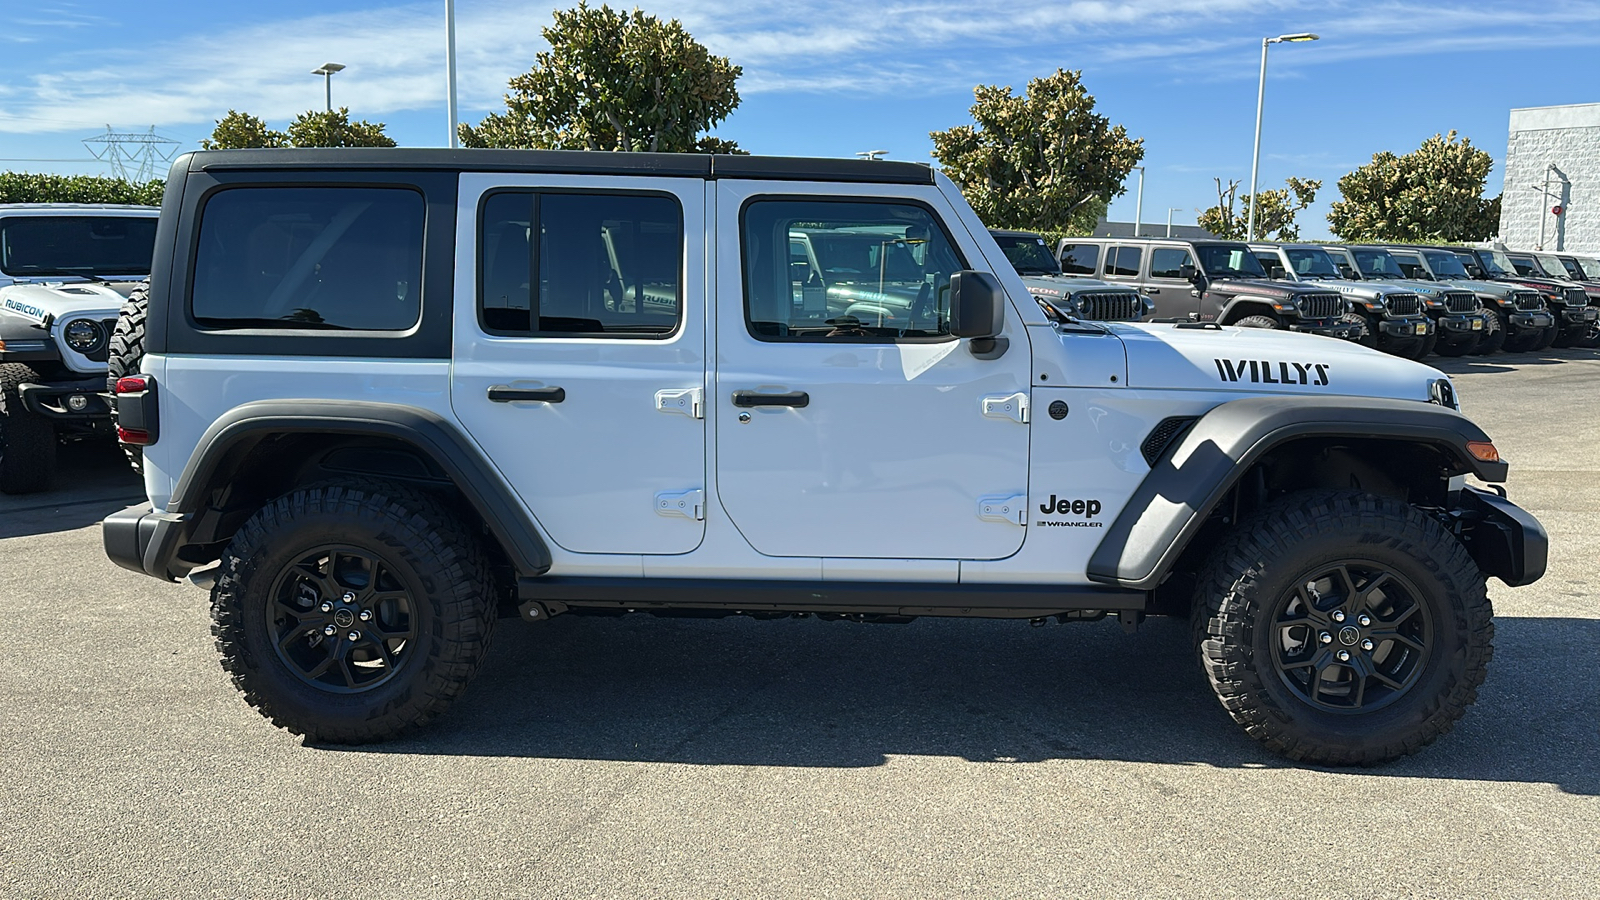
[949,270,1004,338]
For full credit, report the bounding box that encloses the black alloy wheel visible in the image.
[1269,561,1431,713]
[269,545,418,693]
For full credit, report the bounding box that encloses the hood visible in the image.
[1018,274,1138,299]
[1441,278,1517,298]
[1203,278,1317,300]
[1322,278,1409,301]
[0,281,134,325]
[1105,322,1446,403]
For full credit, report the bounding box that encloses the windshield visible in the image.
[1579,257,1600,280]
[1284,248,1340,278]
[1323,246,1362,278]
[1452,251,1486,278]
[0,215,157,278]
[1508,255,1538,277]
[1351,248,1408,280]
[1536,254,1572,278]
[1422,250,1470,279]
[1480,249,1517,277]
[1195,244,1267,278]
[990,233,1061,275]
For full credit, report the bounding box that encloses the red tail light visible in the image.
[115,376,149,394]
[117,426,152,445]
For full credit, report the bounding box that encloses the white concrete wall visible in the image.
[1502,103,1600,253]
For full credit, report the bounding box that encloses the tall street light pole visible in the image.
[1132,166,1145,237]
[1167,207,1182,237]
[1247,32,1318,240]
[446,0,459,149]
[311,63,346,112]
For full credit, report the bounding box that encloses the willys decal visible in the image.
[1214,359,1331,386]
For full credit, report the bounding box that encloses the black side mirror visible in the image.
[949,270,1004,338]
[1268,265,1286,280]
[1178,263,1196,281]
[1337,264,1356,279]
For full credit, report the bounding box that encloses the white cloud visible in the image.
[0,0,1596,135]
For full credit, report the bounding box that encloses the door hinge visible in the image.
[655,388,704,419]
[655,489,705,521]
[981,392,1029,424]
[978,494,1028,525]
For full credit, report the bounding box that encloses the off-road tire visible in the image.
[1470,308,1505,355]
[1408,328,1438,359]
[211,479,496,743]
[1502,318,1544,353]
[1535,323,1560,351]
[0,363,57,494]
[1433,330,1478,357]
[1233,315,1279,330]
[105,284,149,474]
[1193,490,1492,766]
[1341,312,1371,346]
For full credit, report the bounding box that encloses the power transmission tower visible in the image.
[83,126,181,181]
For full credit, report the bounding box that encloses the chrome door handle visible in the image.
[731,390,809,408]
[487,386,565,404]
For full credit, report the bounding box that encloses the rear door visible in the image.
[450,173,708,555]
[712,182,1032,560]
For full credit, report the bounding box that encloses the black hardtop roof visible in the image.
[988,228,1043,238]
[179,148,936,185]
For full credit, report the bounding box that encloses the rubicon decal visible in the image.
[1035,495,1104,528]
[3,298,48,320]
[1214,359,1331,386]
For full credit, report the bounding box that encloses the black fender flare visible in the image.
[1086,395,1507,591]
[1216,295,1281,323]
[161,399,553,578]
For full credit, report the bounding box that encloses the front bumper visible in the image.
[1289,318,1363,340]
[17,377,112,421]
[1557,305,1599,330]
[1451,486,1548,587]
[103,503,190,582]
[1507,310,1555,331]
[1429,311,1485,340]
[1376,316,1429,338]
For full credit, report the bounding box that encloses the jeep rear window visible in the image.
[1057,243,1099,276]
[741,199,964,341]
[1106,246,1141,278]
[478,191,682,337]
[0,216,157,278]
[191,187,424,331]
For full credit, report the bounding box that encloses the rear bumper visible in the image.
[103,503,189,582]
[1452,487,1547,587]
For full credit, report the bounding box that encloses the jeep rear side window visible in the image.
[1149,247,1192,279]
[191,187,424,331]
[1106,246,1141,278]
[478,191,682,337]
[742,199,964,341]
[1058,243,1099,275]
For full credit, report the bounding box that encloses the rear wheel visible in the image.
[1194,491,1492,766]
[211,480,497,743]
[0,363,56,494]
[105,284,149,474]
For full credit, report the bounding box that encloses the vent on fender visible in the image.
[1141,416,1198,466]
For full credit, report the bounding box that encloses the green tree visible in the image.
[1328,131,1500,241]
[459,2,743,152]
[201,110,287,150]
[0,172,162,205]
[930,69,1144,234]
[1199,176,1321,241]
[286,108,397,148]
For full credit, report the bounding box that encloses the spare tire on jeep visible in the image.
[105,284,149,474]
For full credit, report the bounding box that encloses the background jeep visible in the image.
[102,149,1544,767]
[1055,237,1360,338]
[1336,245,1487,357]
[0,204,159,492]
[1505,251,1600,347]
[988,229,1146,321]
[1456,247,1594,350]
[1250,242,1428,358]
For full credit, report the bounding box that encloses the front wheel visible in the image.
[1194,491,1492,766]
[1470,309,1505,355]
[1233,314,1280,329]
[0,363,56,494]
[211,480,497,743]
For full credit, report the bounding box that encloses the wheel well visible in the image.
[1220,300,1278,324]
[176,433,518,609]
[1149,436,1460,615]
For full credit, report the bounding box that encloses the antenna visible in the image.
[83,126,181,182]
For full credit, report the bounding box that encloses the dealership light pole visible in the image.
[445,0,460,148]
[1131,165,1145,237]
[311,63,346,112]
[1248,32,1318,240]
[1167,207,1182,237]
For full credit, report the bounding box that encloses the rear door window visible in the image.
[1106,246,1142,278]
[192,187,424,330]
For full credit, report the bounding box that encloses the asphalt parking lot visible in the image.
[3,349,1598,899]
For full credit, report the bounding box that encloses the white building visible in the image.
[1501,103,1600,252]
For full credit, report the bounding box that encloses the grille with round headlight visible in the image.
[63,318,108,356]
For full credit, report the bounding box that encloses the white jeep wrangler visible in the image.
[0,204,159,492]
[103,150,1545,765]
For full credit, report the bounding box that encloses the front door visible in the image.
[713,183,1032,560]
[451,174,707,555]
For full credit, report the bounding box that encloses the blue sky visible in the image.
[4,0,1599,238]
